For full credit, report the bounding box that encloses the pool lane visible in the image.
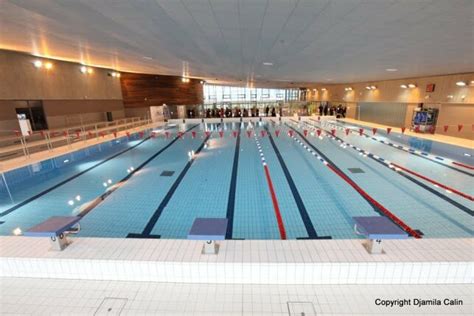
[0,132,152,214]
[74,124,205,237]
[148,123,238,238]
[317,120,473,188]
[324,119,473,177]
[0,124,193,236]
[287,122,473,238]
[302,121,473,209]
[232,122,281,239]
[264,121,377,239]
[225,125,241,239]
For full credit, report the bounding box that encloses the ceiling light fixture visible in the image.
[44,62,53,70]
[370,85,377,90]
[345,87,353,91]
[408,83,417,88]
[400,84,408,89]
[456,81,467,87]
[262,62,273,66]
[385,68,398,72]
[80,66,87,73]
[33,60,43,68]
[321,88,327,91]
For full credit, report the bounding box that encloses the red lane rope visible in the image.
[326,164,422,239]
[263,165,287,239]
[391,163,474,201]
[452,161,474,170]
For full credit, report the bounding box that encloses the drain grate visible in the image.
[287,302,316,316]
[94,297,128,315]
[348,167,365,174]
[160,170,175,177]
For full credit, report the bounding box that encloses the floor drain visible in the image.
[287,302,316,316]
[348,167,365,173]
[160,170,175,177]
[94,297,128,315]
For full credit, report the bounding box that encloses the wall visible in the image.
[307,73,473,139]
[358,102,407,127]
[0,50,123,131]
[120,73,204,112]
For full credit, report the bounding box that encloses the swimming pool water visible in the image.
[0,120,472,239]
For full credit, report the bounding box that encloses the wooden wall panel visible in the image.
[120,73,204,108]
[0,50,122,100]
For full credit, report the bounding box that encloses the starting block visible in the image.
[23,216,81,251]
[353,216,408,254]
[188,218,228,254]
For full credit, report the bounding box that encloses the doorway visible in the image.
[15,100,48,131]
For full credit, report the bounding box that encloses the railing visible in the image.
[178,101,313,118]
[0,117,151,162]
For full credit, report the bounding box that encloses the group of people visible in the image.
[204,106,282,118]
[318,103,347,118]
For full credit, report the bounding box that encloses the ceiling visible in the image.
[0,0,473,85]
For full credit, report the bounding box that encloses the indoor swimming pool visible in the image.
[0,119,472,240]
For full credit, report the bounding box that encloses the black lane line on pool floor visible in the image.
[312,119,473,177]
[225,128,241,239]
[301,122,474,217]
[77,124,201,221]
[285,123,422,238]
[264,126,330,240]
[0,127,174,218]
[128,124,219,238]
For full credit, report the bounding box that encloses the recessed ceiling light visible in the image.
[400,84,408,89]
[33,60,43,68]
[321,88,327,91]
[456,81,467,87]
[80,66,87,73]
[370,85,377,90]
[408,83,417,88]
[143,56,153,60]
[386,68,398,72]
[263,62,273,66]
[44,62,53,69]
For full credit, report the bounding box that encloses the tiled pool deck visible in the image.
[1,277,472,315]
[1,237,472,284]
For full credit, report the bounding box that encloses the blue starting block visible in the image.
[353,216,408,254]
[188,218,228,254]
[24,216,81,251]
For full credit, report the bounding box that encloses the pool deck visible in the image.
[340,117,473,149]
[0,121,164,173]
[1,277,472,315]
[1,236,472,285]
[1,116,471,174]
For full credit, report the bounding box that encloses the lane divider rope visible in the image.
[253,132,287,240]
[284,122,421,238]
